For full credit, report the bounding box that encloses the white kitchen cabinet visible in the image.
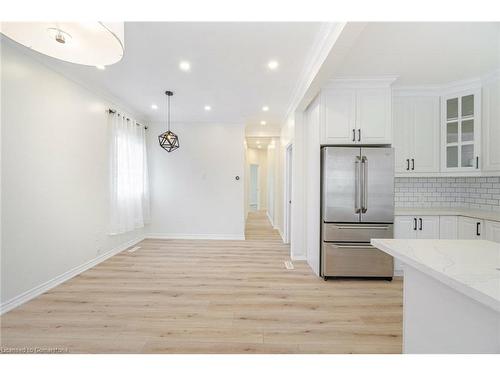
[320,88,356,144]
[356,88,392,144]
[394,216,418,239]
[457,216,483,239]
[320,80,393,145]
[441,89,481,172]
[482,75,500,172]
[394,216,440,239]
[393,95,440,174]
[484,220,500,243]
[439,216,458,239]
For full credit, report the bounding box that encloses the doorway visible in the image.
[249,163,259,212]
[284,144,293,244]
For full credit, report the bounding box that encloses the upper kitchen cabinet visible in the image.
[481,74,500,172]
[393,94,440,174]
[320,88,356,144]
[320,79,394,145]
[441,88,481,173]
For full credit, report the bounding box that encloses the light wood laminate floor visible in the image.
[0,211,403,353]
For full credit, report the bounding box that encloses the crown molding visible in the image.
[324,75,399,89]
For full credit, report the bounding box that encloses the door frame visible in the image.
[284,143,293,244]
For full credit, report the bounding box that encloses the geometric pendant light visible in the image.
[0,22,124,66]
[158,91,180,152]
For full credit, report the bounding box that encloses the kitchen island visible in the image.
[371,239,500,354]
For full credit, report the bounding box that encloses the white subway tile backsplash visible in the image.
[394,176,500,211]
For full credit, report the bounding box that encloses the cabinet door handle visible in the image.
[352,129,356,142]
[358,129,361,142]
[476,156,479,169]
[406,159,410,171]
[413,218,417,231]
[418,218,423,231]
[411,158,415,171]
[476,222,481,236]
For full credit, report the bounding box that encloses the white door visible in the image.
[249,164,259,211]
[413,96,440,173]
[439,216,458,239]
[356,88,391,144]
[394,216,417,239]
[484,220,500,243]
[416,216,440,239]
[458,216,483,239]
[392,96,413,173]
[321,88,356,144]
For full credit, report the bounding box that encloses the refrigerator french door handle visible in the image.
[361,156,368,213]
[355,156,361,213]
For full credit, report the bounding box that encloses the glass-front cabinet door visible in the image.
[442,89,481,172]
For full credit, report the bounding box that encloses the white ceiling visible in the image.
[246,136,274,149]
[332,22,500,85]
[8,22,324,127]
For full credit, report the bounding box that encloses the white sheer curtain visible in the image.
[109,112,150,234]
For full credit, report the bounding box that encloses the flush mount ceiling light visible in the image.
[260,121,267,125]
[158,91,179,153]
[262,106,269,112]
[151,104,158,110]
[267,60,279,70]
[179,61,191,71]
[1,22,124,66]
[204,105,211,111]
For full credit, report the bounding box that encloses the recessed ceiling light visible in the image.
[256,141,260,144]
[179,61,191,71]
[96,65,106,70]
[151,104,158,110]
[257,145,262,149]
[204,105,212,111]
[260,121,267,125]
[267,60,279,70]
[262,106,269,112]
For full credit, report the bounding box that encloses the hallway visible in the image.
[244,210,282,240]
[1,212,403,354]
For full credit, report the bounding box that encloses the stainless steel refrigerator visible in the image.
[321,146,394,279]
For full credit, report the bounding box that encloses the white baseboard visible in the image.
[291,254,306,261]
[146,233,245,240]
[266,211,274,227]
[0,236,145,315]
[394,268,404,277]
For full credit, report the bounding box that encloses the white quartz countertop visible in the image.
[394,207,500,222]
[371,239,500,313]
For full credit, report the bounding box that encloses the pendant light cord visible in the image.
[165,93,170,132]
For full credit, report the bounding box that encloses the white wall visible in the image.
[278,112,308,260]
[266,140,280,226]
[304,97,321,275]
[147,122,245,240]
[1,41,146,309]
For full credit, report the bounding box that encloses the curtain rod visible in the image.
[108,109,148,129]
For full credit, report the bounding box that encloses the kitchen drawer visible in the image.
[323,223,393,242]
[322,242,394,277]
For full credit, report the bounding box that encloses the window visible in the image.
[109,112,150,234]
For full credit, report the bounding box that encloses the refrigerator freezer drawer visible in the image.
[322,243,394,277]
[323,223,393,242]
